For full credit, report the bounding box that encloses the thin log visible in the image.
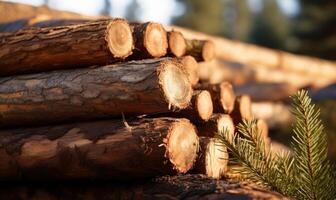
[130,22,168,58]
[192,137,228,179]
[197,114,235,138]
[235,83,297,102]
[0,58,193,127]
[148,90,213,122]
[178,56,199,86]
[0,19,134,76]
[0,117,199,181]
[195,82,236,114]
[256,119,270,143]
[185,39,215,62]
[168,30,186,57]
[231,95,253,125]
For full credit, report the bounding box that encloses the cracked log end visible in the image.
[168,31,186,57]
[220,82,236,114]
[158,60,193,109]
[196,90,213,121]
[166,119,199,173]
[106,19,133,58]
[179,56,199,86]
[202,40,215,61]
[144,22,168,57]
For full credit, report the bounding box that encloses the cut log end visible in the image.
[220,82,236,114]
[205,138,228,179]
[239,95,253,120]
[168,31,186,57]
[166,119,199,173]
[179,56,199,86]
[158,60,193,109]
[106,19,133,58]
[144,22,168,57]
[217,114,235,137]
[196,90,213,121]
[256,119,269,142]
[202,41,215,61]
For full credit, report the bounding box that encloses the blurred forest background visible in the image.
[3,0,336,161]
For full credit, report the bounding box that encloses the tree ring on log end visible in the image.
[217,114,235,141]
[166,119,199,173]
[205,138,228,179]
[169,31,186,57]
[220,82,236,114]
[158,60,193,109]
[196,90,213,121]
[144,23,168,57]
[202,41,215,61]
[106,19,133,58]
[239,95,252,120]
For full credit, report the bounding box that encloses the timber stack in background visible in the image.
[1,1,336,199]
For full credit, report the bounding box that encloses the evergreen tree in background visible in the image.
[100,0,111,16]
[125,0,141,22]
[293,0,336,60]
[231,0,252,41]
[172,0,227,36]
[249,0,289,50]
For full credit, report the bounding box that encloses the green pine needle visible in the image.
[216,90,336,199]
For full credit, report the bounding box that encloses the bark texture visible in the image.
[0,19,133,76]
[0,117,199,181]
[0,174,286,200]
[0,58,193,127]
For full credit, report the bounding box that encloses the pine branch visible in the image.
[291,90,336,200]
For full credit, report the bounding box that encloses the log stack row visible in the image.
[0,17,275,183]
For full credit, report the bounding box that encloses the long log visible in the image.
[130,22,168,58]
[0,58,193,127]
[0,19,134,76]
[192,137,228,179]
[168,30,186,57]
[0,117,199,181]
[165,25,336,87]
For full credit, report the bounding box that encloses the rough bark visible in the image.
[130,22,168,58]
[197,114,235,138]
[191,137,228,179]
[0,117,199,181]
[167,30,186,57]
[0,174,287,200]
[185,39,215,62]
[0,19,133,76]
[0,58,193,128]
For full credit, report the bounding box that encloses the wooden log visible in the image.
[0,58,193,128]
[235,83,297,102]
[130,22,168,58]
[185,39,215,62]
[0,117,199,181]
[256,119,270,143]
[167,30,186,57]
[0,1,97,24]
[0,19,134,76]
[197,114,235,138]
[195,82,236,114]
[231,95,253,125]
[148,90,213,122]
[192,137,228,179]
[178,56,199,86]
